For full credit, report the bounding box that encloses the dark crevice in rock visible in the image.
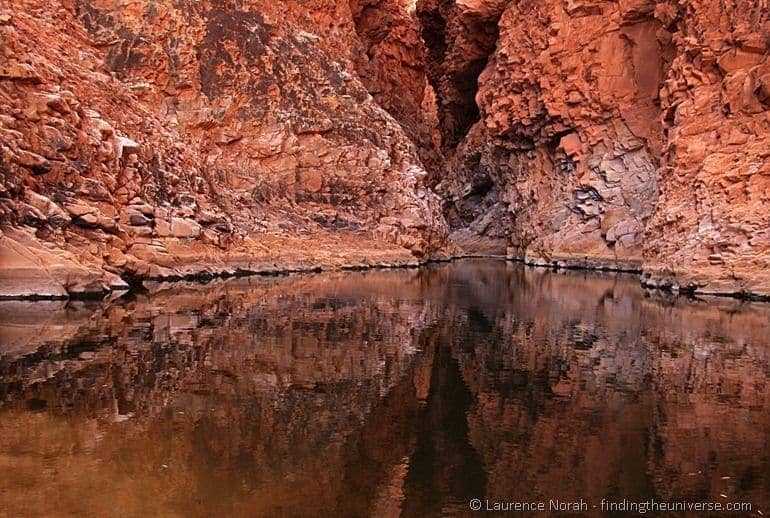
[348,0,443,176]
[416,0,502,150]
[443,58,485,147]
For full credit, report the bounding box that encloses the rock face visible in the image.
[1,0,769,298]
[425,0,769,295]
[0,0,446,296]
[642,1,770,295]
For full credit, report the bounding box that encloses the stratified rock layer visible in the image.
[428,0,769,295]
[643,0,770,295]
[0,0,446,297]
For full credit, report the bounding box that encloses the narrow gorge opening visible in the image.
[1,2,770,516]
[411,0,509,257]
[415,0,502,151]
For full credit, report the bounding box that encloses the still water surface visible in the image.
[0,260,768,517]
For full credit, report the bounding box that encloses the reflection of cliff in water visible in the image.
[0,270,446,516]
[442,263,770,514]
[0,261,769,516]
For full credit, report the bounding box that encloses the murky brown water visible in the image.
[0,260,769,517]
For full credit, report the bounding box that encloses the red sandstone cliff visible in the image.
[1,0,769,298]
[0,0,446,297]
[429,0,769,296]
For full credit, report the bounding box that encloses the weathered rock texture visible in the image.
[0,0,446,297]
[643,1,770,295]
[1,0,769,298]
[427,0,769,296]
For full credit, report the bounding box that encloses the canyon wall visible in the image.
[430,0,769,296]
[643,0,770,295]
[0,0,445,297]
[1,0,769,298]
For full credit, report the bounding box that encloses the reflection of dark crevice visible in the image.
[400,343,486,516]
[1,261,769,515]
[467,306,493,333]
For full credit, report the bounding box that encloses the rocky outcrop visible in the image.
[642,0,770,295]
[349,0,444,175]
[428,0,769,295]
[0,0,446,297]
[428,0,669,266]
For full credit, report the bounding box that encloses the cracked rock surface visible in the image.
[1,0,769,298]
[429,0,769,295]
[0,0,446,297]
